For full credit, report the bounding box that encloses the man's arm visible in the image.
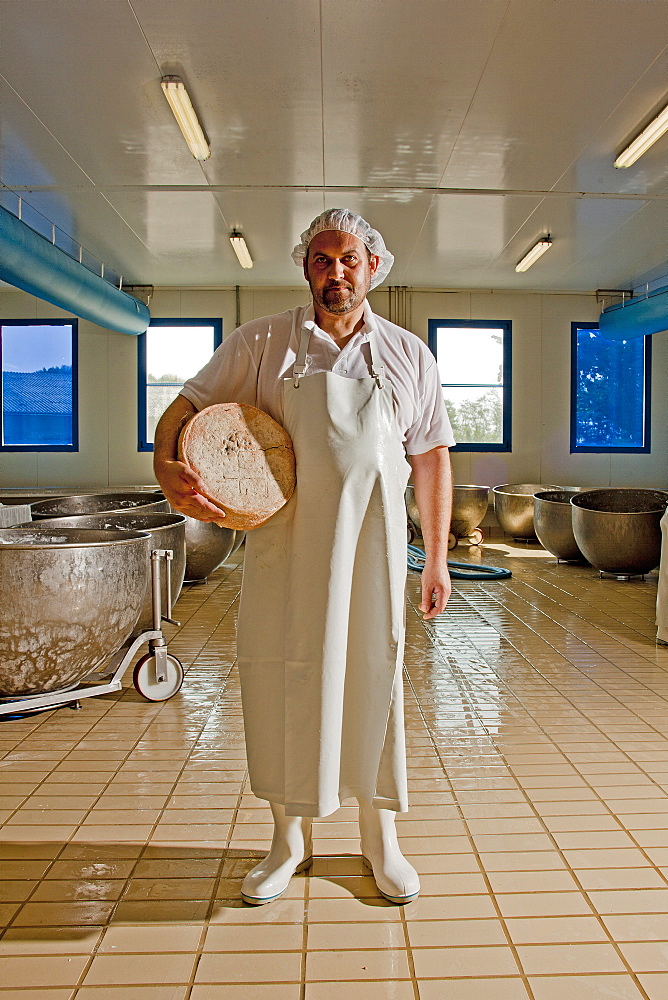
[153,394,228,524]
[409,446,452,620]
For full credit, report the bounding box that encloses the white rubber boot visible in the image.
[358,799,420,904]
[657,626,668,647]
[241,802,313,905]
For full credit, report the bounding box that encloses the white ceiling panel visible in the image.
[1,0,667,290]
[132,0,325,187]
[440,0,668,193]
[0,0,206,186]
[320,0,508,188]
[99,187,328,285]
[406,193,545,287]
[0,79,97,191]
[551,43,668,198]
[16,186,161,281]
[549,197,668,291]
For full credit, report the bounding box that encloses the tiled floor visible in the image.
[1,540,668,999]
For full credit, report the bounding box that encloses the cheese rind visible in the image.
[178,403,296,529]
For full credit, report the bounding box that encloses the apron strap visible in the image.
[367,325,385,389]
[293,308,310,388]
[292,305,385,389]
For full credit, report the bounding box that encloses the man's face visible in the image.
[303,230,379,316]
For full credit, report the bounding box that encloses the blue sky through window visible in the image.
[1,322,77,450]
[2,325,72,372]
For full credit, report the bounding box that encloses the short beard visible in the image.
[313,284,366,315]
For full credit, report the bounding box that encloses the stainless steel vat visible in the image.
[30,492,168,519]
[0,486,163,511]
[493,483,561,539]
[450,486,489,539]
[27,513,187,632]
[571,489,668,576]
[0,492,68,507]
[184,517,236,582]
[533,490,587,562]
[230,531,246,555]
[0,527,150,697]
[406,484,489,544]
[1,486,159,498]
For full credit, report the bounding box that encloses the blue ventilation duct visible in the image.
[598,283,668,342]
[0,205,150,335]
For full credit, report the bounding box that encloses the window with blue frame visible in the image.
[427,319,511,451]
[0,320,78,451]
[571,323,651,453]
[138,319,222,451]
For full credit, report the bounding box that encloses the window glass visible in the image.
[571,324,650,452]
[0,322,77,450]
[138,320,222,451]
[428,320,511,451]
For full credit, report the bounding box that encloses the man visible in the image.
[153,209,454,905]
[658,507,668,646]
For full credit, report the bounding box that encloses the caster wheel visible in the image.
[447,532,457,550]
[133,653,184,702]
[407,524,415,544]
[468,528,484,546]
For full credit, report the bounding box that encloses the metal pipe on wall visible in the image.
[599,283,668,341]
[0,206,150,336]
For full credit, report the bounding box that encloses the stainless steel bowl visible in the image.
[493,483,561,539]
[184,517,237,582]
[0,527,150,697]
[533,490,587,562]
[406,484,489,542]
[30,492,169,519]
[451,486,489,539]
[0,487,165,512]
[230,531,246,555]
[0,487,162,509]
[0,492,68,507]
[571,489,668,576]
[26,513,187,632]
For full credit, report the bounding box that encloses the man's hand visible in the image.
[418,555,452,621]
[153,394,227,526]
[158,458,228,525]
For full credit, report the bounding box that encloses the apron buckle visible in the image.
[372,364,385,389]
[293,364,307,388]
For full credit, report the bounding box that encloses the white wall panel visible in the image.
[148,290,183,318]
[177,290,235,330]
[0,451,39,488]
[0,289,37,321]
[107,327,146,487]
[246,288,310,324]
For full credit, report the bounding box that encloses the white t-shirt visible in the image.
[180,301,455,456]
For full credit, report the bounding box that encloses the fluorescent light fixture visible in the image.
[515,237,552,273]
[160,76,210,161]
[614,101,668,168]
[230,231,253,268]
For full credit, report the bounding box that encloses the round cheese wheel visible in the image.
[178,403,296,530]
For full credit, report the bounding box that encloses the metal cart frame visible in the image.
[0,548,184,717]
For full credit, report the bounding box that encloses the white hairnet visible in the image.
[292,208,394,289]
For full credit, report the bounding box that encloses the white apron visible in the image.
[237,306,412,817]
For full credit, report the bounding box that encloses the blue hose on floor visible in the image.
[407,543,512,580]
